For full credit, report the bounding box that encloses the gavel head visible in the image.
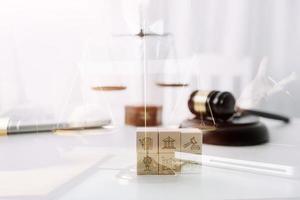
[188,90,236,121]
[190,137,197,144]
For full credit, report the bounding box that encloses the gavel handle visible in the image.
[239,109,290,123]
[183,142,192,148]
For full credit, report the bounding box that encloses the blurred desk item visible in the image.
[0,120,300,199]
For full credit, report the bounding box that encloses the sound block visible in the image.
[180,116,269,146]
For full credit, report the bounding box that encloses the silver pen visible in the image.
[0,117,111,136]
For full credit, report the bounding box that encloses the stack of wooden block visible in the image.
[137,128,202,175]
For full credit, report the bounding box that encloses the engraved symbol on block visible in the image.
[139,137,153,150]
[162,136,176,149]
[183,137,200,150]
[161,157,174,171]
[143,155,153,172]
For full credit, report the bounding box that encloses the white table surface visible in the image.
[0,119,300,200]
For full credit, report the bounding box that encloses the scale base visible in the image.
[180,116,269,146]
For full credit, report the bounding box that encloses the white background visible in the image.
[0,0,299,123]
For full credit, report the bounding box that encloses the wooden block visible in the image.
[137,153,159,175]
[158,128,180,153]
[136,128,158,154]
[159,153,181,175]
[180,128,202,154]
